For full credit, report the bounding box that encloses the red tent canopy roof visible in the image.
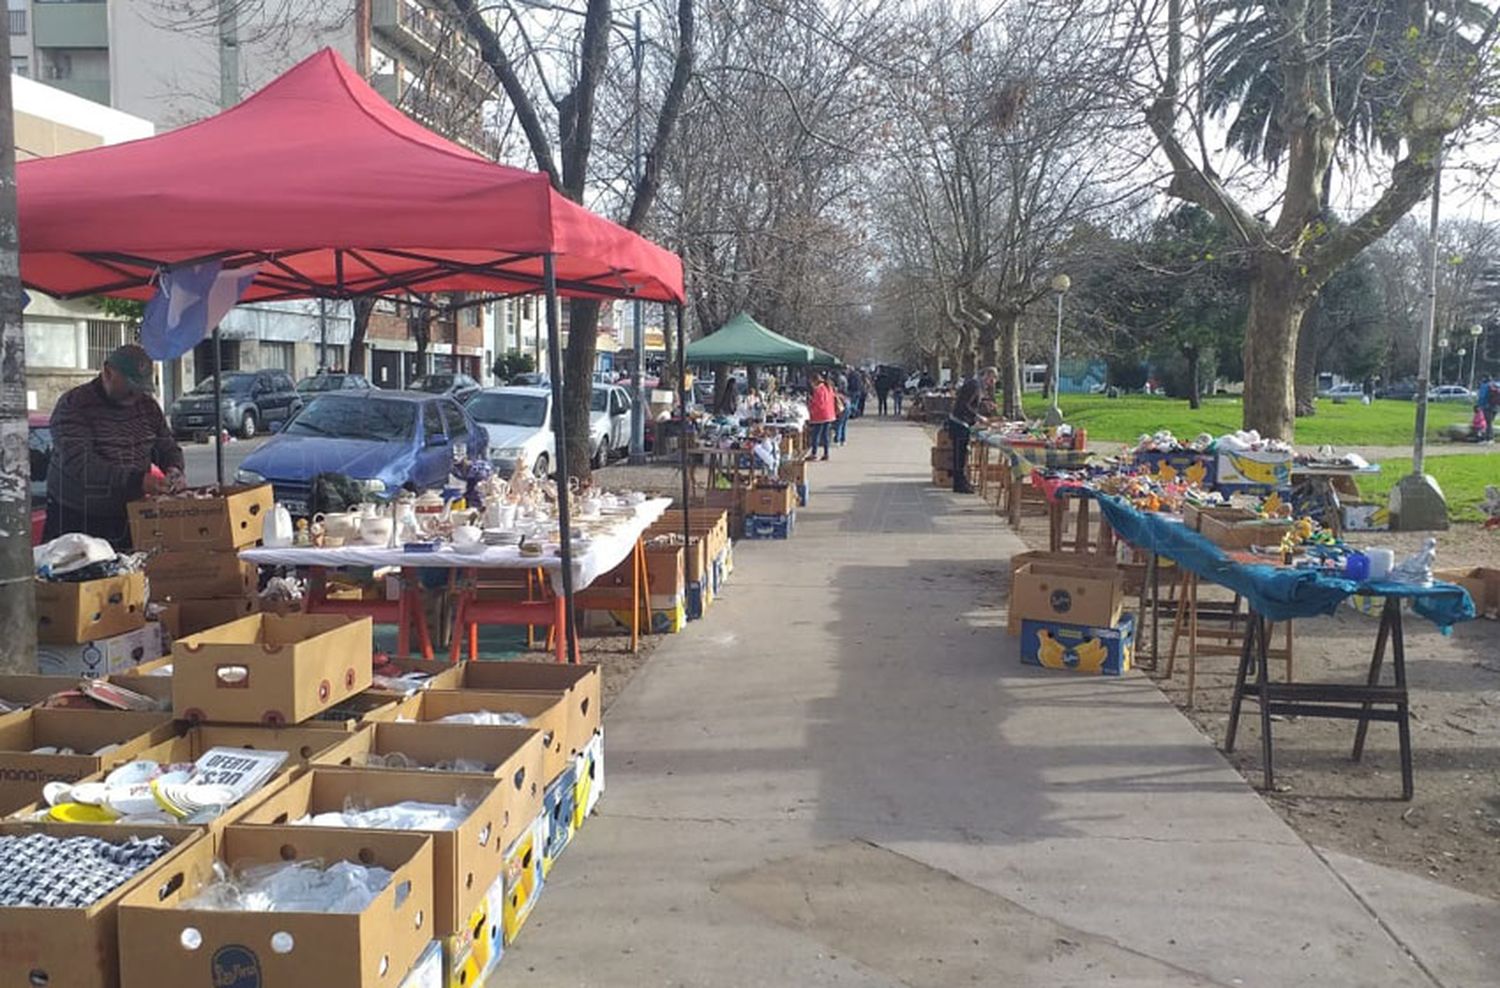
[18,48,684,305]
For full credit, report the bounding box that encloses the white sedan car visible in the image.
[465,387,555,478]
[1427,385,1476,403]
[590,384,634,467]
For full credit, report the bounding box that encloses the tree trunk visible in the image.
[0,26,35,673]
[562,297,601,483]
[1293,294,1320,417]
[347,297,375,376]
[976,324,998,373]
[660,308,677,390]
[1185,346,1201,410]
[1242,253,1305,441]
[713,361,735,413]
[997,311,1024,419]
[959,346,976,379]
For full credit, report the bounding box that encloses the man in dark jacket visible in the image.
[946,366,998,493]
[45,344,185,549]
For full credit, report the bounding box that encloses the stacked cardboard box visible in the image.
[653,507,733,616]
[129,484,273,638]
[779,456,810,507]
[578,541,687,633]
[932,429,955,488]
[1008,559,1135,675]
[742,480,796,539]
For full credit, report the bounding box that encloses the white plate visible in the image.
[105,760,160,787]
[68,782,111,806]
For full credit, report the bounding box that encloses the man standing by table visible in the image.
[946,366,997,494]
[45,344,185,549]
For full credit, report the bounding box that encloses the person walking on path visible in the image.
[1479,376,1497,443]
[946,366,997,494]
[892,380,905,417]
[833,377,852,445]
[807,372,837,460]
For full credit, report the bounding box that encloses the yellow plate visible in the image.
[49,802,120,823]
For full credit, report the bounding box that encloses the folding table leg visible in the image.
[1254,615,1275,791]
[1352,600,1394,761]
[1224,612,1259,752]
[1391,604,1413,800]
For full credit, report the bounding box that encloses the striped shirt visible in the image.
[46,378,184,517]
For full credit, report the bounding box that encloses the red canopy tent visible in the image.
[17,47,683,306]
[16,48,692,661]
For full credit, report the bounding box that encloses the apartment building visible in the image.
[12,0,499,394]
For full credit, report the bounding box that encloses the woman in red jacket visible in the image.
[807,372,837,460]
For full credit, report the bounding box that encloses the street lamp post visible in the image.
[1438,337,1449,386]
[1469,323,1483,391]
[1044,273,1070,427]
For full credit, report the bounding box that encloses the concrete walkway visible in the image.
[505,418,1495,988]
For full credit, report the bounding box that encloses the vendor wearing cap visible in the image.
[45,344,186,549]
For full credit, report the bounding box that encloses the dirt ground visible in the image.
[1012,509,1500,901]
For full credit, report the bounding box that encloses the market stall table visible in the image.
[1291,463,1381,536]
[1093,494,1475,799]
[974,432,1092,527]
[241,498,672,662]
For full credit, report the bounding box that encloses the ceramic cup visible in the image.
[453,525,484,548]
[1367,548,1394,580]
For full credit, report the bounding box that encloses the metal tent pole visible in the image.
[542,257,579,662]
[677,304,690,553]
[213,325,225,486]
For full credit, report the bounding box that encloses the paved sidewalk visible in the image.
[505,418,1494,987]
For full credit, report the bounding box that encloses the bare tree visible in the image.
[447,0,695,482]
[880,9,1149,416]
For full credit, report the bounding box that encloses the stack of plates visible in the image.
[483,529,522,546]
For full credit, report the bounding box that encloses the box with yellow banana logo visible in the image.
[1019,614,1135,676]
[1132,450,1216,488]
[1216,449,1292,492]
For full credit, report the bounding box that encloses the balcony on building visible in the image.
[371,0,491,96]
[32,0,107,48]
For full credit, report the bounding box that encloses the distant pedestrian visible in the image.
[1479,376,1496,442]
[892,382,905,416]
[807,372,836,460]
[875,374,891,416]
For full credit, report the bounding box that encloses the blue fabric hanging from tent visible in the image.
[140,261,260,361]
[1091,494,1475,630]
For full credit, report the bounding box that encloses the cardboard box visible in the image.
[441,871,505,988]
[1435,567,1500,619]
[931,445,959,469]
[580,544,685,602]
[36,622,167,678]
[320,722,545,852]
[572,730,604,828]
[743,512,795,540]
[0,822,203,988]
[0,672,172,714]
[1342,502,1391,532]
[934,429,953,449]
[402,940,445,988]
[127,483,274,551]
[406,690,571,785]
[308,691,421,728]
[540,765,577,873]
[1020,613,1136,675]
[450,661,602,760]
[35,572,148,645]
[778,458,808,485]
[367,657,467,697]
[234,768,507,936]
[932,469,954,488]
[173,613,374,725]
[147,550,259,601]
[118,825,433,988]
[158,595,261,638]
[501,815,545,945]
[1010,561,1125,630]
[1195,507,1294,549]
[742,483,795,517]
[1132,450,1216,487]
[1216,448,1292,490]
[0,708,177,814]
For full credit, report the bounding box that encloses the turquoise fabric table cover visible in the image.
[1091,494,1475,630]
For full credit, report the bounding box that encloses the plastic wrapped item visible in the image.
[183,858,393,914]
[293,797,475,832]
[33,534,135,581]
[434,710,529,727]
[352,752,494,774]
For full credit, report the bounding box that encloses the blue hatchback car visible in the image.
[234,391,488,516]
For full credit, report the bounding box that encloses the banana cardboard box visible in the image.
[1020,613,1135,676]
[1216,448,1292,491]
[1132,450,1216,488]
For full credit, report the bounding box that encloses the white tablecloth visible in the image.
[240,498,672,592]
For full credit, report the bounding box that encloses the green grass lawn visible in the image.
[1017,394,1474,447]
[1355,455,1499,524]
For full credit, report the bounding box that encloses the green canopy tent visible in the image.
[686,312,831,366]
